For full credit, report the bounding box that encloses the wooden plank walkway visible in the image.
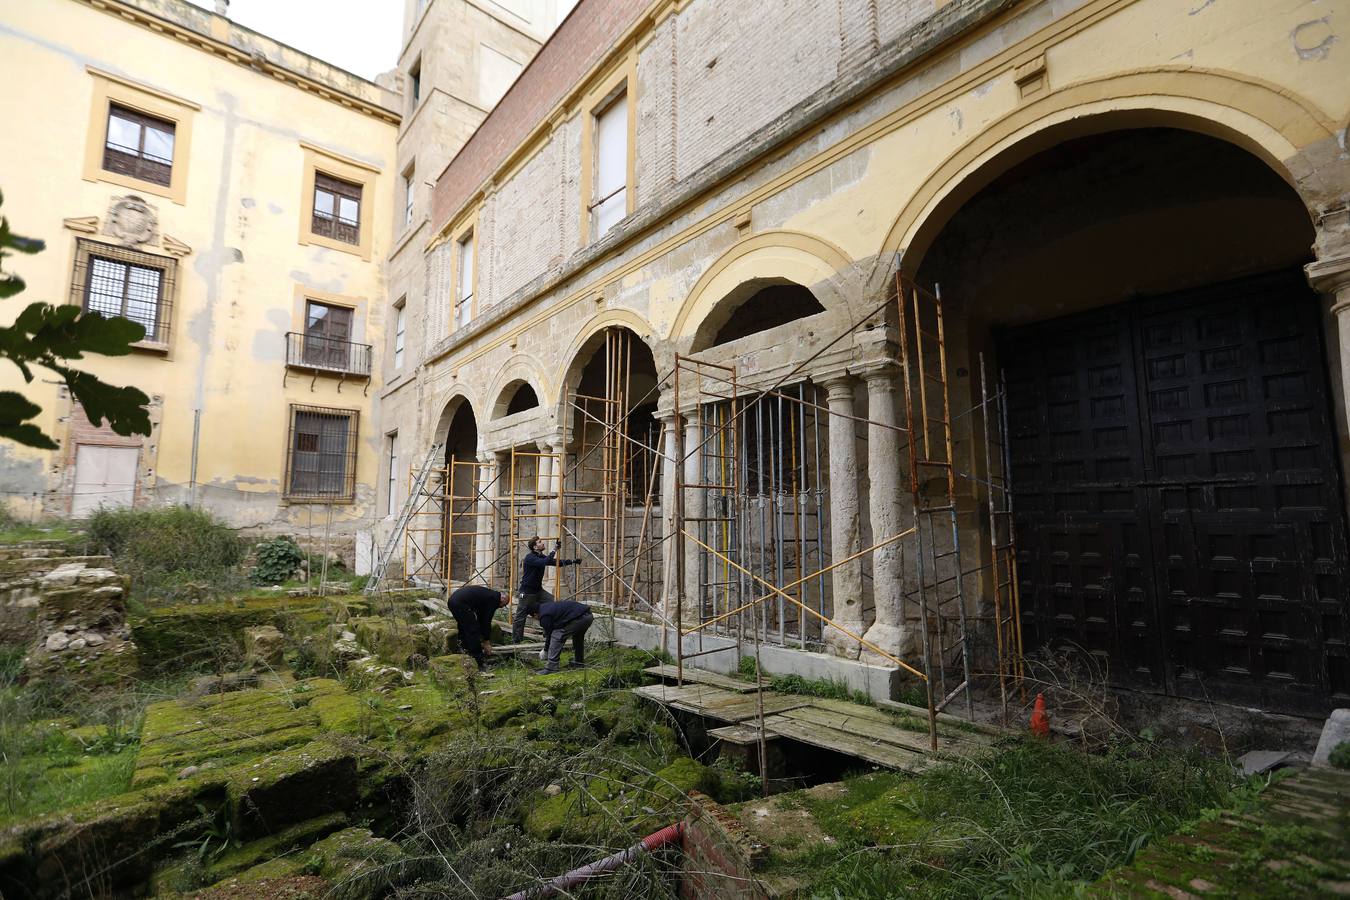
[643,664,767,693]
[634,676,1000,773]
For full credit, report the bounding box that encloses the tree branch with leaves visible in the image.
[0,191,152,449]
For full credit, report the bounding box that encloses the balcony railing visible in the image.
[284,332,372,394]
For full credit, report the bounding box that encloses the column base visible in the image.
[860,621,908,666]
[823,624,862,659]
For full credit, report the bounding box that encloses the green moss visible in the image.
[203,811,348,883]
[0,746,138,827]
[652,757,719,798]
[226,739,357,839]
[131,595,329,674]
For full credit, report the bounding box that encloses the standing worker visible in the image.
[528,596,594,675]
[512,536,581,643]
[447,583,507,670]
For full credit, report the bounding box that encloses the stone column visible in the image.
[861,366,907,663]
[1308,241,1350,435]
[682,416,704,619]
[822,375,863,658]
[474,452,497,585]
[658,412,680,621]
[534,440,554,542]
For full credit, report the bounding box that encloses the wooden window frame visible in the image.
[298,144,379,260]
[103,104,176,188]
[578,58,636,247]
[71,239,177,352]
[453,227,476,331]
[83,68,196,205]
[402,161,417,230]
[392,297,407,371]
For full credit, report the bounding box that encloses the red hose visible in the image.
[503,821,684,899]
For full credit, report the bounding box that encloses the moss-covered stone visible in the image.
[130,595,334,674]
[227,738,357,839]
[0,774,228,899]
[203,811,349,883]
[300,826,404,897]
[134,686,324,785]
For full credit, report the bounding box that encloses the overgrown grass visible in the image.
[86,506,247,601]
[784,738,1243,898]
[0,643,190,825]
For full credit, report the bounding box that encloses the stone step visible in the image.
[0,555,112,578]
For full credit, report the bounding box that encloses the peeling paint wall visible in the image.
[0,0,398,538]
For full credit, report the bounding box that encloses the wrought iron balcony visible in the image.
[284,332,372,394]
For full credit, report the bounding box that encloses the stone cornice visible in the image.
[76,0,401,125]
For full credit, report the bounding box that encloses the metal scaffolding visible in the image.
[373,273,1025,747]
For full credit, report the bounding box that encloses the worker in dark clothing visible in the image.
[447,584,507,669]
[512,536,581,643]
[528,596,594,675]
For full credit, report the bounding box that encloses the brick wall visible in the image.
[427,0,949,321]
[680,793,790,900]
[430,0,652,227]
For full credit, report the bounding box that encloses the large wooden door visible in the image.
[1002,270,1349,711]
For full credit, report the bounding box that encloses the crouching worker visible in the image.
[447,584,507,670]
[529,596,594,675]
[512,536,582,643]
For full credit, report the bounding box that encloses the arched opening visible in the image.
[437,399,479,585]
[495,380,540,417]
[558,326,662,606]
[691,277,826,351]
[913,125,1346,711]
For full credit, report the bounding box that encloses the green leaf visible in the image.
[0,271,25,300]
[55,366,152,438]
[0,390,58,449]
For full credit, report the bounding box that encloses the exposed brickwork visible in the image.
[430,0,652,227]
[680,793,791,900]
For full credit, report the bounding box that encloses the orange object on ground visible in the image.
[1030,692,1049,737]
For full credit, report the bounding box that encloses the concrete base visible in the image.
[610,616,905,703]
[1312,708,1350,767]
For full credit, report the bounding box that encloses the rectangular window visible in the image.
[393,301,406,369]
[72,239,176,345]
[409,58,422,107]
[454,231,474,329]
[302,299,354,370]
[312,172,362,245]
[103,104,175,187]
[386,432,400,516]
[285,405,359,502]
[402,163,416,228]
[591,91,628,239]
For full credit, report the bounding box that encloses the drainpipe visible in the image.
[503,822,684,900]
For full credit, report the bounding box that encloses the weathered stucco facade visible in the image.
[0,0,403,542]
[383,0,1350,712]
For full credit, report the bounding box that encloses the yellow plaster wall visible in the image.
[0,0,398,530]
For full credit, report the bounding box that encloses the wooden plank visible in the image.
[782,705,981,757]
[632,683,810,723]
[876,697,1005,737]
[808,699,995,747]
[643,664,766,693]
[760,714,932,773]
[708,723,779,746]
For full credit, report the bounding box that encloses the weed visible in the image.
[86,506,246,601]
[1329,740,1350,770]
[252,536,304,585]
[767,672,875,707]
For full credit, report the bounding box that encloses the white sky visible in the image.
[186,1,404,81]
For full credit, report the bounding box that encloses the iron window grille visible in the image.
[71,239,176,345]
[312,172,362,245]
[285,404,359,502]
[103,104,175,187]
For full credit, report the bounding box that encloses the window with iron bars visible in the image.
[312,172,362,245]
[285,404,359,502]
[103,104,175,187]
[71,239,176,345]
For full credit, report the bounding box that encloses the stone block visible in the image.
[244,625,286,670]
[1313,708,1350,768]
[228,739,358,839]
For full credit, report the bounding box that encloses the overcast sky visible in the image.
[186,1,404,81]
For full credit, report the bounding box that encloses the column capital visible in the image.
[1308,252,1350,303]
[858,361,900,385]
[820,371,856,399]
